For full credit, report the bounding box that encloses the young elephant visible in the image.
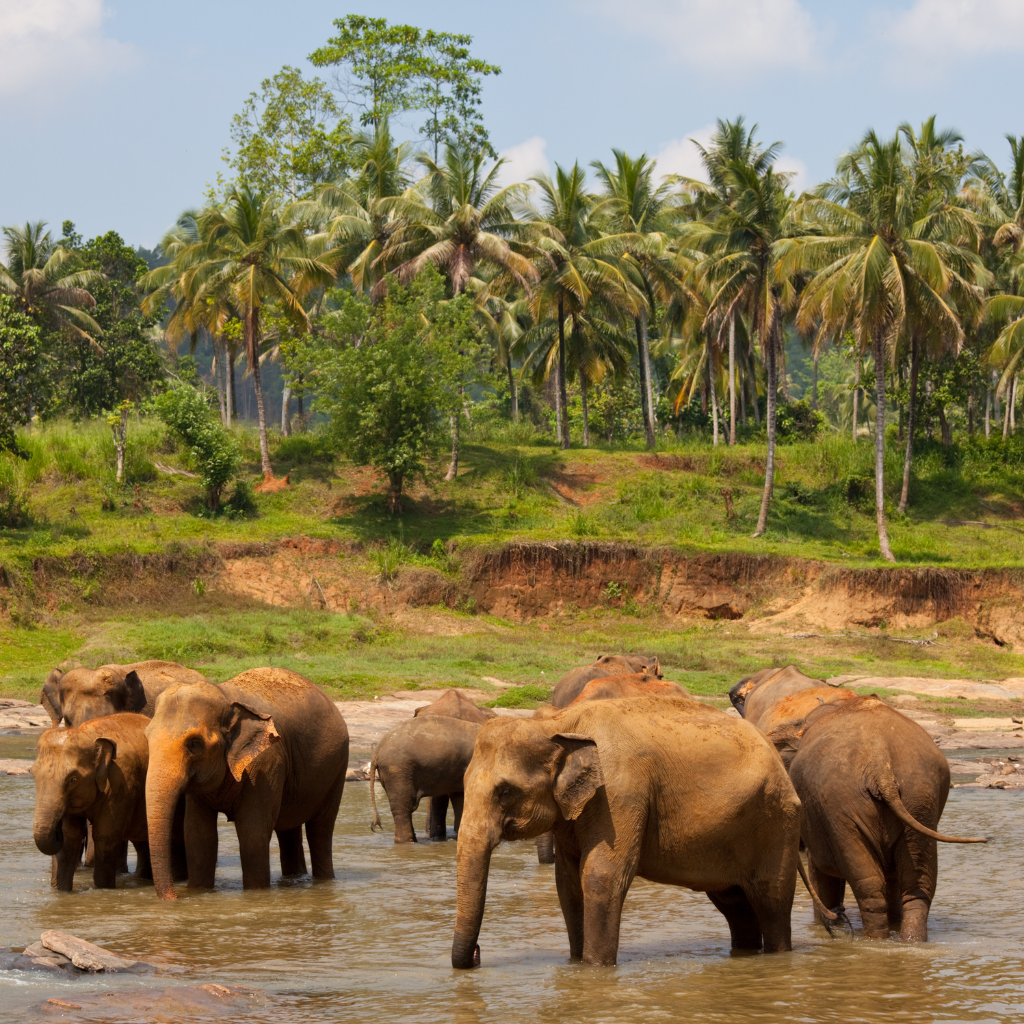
[452,695,802,968]
[371,716,480,842]
[778,695,987,941]
[549,655,662,708]
[145,668,349,899]
[41,661,209,727]
[33,713,185,890]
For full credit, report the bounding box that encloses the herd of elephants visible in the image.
[29,654,987,969]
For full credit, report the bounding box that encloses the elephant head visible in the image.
[145,682,280,900]
[33,726,118,855]
[595,654,662,678]
[451,719,605,968]
[45,665,147,727]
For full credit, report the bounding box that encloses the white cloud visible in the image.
[586,0,818,73]
[494,136,551,188]
[0,0,136,99]
[774,155,809,194]
[886,0,1024,55]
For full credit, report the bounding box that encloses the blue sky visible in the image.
[2,0,1023,248]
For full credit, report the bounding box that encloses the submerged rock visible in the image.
[31,984,266,1018]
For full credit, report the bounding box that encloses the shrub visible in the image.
[154,383,239,509]
[0,455,30,527]
[224,480,259,519]
[777,400,824,442]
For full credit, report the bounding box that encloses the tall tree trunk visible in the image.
[993,371,1001,424]
[811,347,819,410]
[247,311,273,478]
[752,321,778,537]
[1003,382,1011,438]
[445,404,461,482]
[281,386,291,437]
[852,352,861,442]
[296,380,304,429]
[507,357,518,423]
[898,335,920,514]
[728,313,737,446]
[873,331,895,562]
[227,352,236,427]
[1012,376,1018,434]
[985,386,991,437]
[710,363,720,446]
[634,312,656,449]
[557,298,569,449]
[746,346,760,426]
[214,345,227,426]
[580,370,590,448]
[779,339,789,401]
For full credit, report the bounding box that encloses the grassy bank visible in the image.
[2,417,1024,571]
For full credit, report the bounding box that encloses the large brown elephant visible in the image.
[41,661,209,727]
[752,686,856,735]
[370,716,480,842]
[728,665,822,724]
[413,689,496,724]
[549,655,662,708]
[534,673,689,719]
[773,695,987,941]
[452,695,801,968]
[32,713,186,890]
[144,668,349,900]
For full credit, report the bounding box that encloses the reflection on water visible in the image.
[0,755,1020,1022]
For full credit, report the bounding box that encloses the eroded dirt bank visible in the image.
[6,539,1024,645]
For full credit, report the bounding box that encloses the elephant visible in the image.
[414,689,496,724]
[32,713,186,890]
[144,667,349,899]
[549,654,662,708]
[41,661,209,728]
[451,695,802,968]
[728,665,822,724]
[534,673,689,719]
[370,716,480,842]
[752,686,856,735]
[770,694,987,941]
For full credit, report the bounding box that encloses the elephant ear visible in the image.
[551,733,604,821]
[123,670,147,713]
[225,702,281,782]
[40,669,64,726]
[647,657,662,678]
[94,737,117,790]
[765,721,806,770]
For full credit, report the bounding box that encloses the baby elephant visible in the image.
[371,716,480,842]
[33,713,184,890]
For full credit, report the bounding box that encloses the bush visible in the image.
[224,479,259,519]
[0,455,30,527]
[154,383,240,509]
[777,400,824,442]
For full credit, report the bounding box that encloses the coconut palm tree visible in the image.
[144,188,335,478]
[521,163,639,449]
[781,129,981,561]
[382,143,537,476]
[0,222,103,344]
[592,150,685,448]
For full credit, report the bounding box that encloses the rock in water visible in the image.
[39,931,154,973]
[33,984,266,1017]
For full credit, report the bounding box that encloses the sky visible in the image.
[2,0,1023,249]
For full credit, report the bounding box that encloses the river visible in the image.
[0,734,1020,1023]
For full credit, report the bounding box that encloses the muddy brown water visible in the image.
[0,734,1021,1023]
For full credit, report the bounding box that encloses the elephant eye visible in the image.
[66,772,79,785]
[185,735,205,756]
[498,786,512,802]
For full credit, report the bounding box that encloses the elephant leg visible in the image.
[579,845,638,966]
[277,826,307,878]
[305,773,345,881]
[116,840,130,874]
[427,795,449,840]
[536,831,555,864]
[134,841,153,881]
[185,796,219,890]
[893,833,937,943]
[845,858,890,940]
[171,841,189,882]
[808,854,847,924]
[92,840,119,889]
[553,839,585,960]
[451,792,464,835]
[53,817,85,891]
[387,782,418,844]
[235,817,274,890]
[707,887,763,952]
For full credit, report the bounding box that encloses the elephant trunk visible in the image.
[451,823,499,968]
[146,757,188,900]
[33,793,66,856]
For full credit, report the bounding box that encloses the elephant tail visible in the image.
[369,756,383,833]
[795,856,838,922]
[874,771,988,844]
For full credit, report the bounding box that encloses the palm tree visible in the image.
[382,143,537,477]
[0,222,103,344]
[592,150,684,448]
[679,121,795,534]
[782,129,980,561]
[144,188,335,478]
[521,163,639,449]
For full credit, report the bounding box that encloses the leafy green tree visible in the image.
[155,382,240,510]
[291,269,482,511]
[0,294,43,454]
[226,66,353,201]
[415,30,500,161]
[309,15,423,129]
